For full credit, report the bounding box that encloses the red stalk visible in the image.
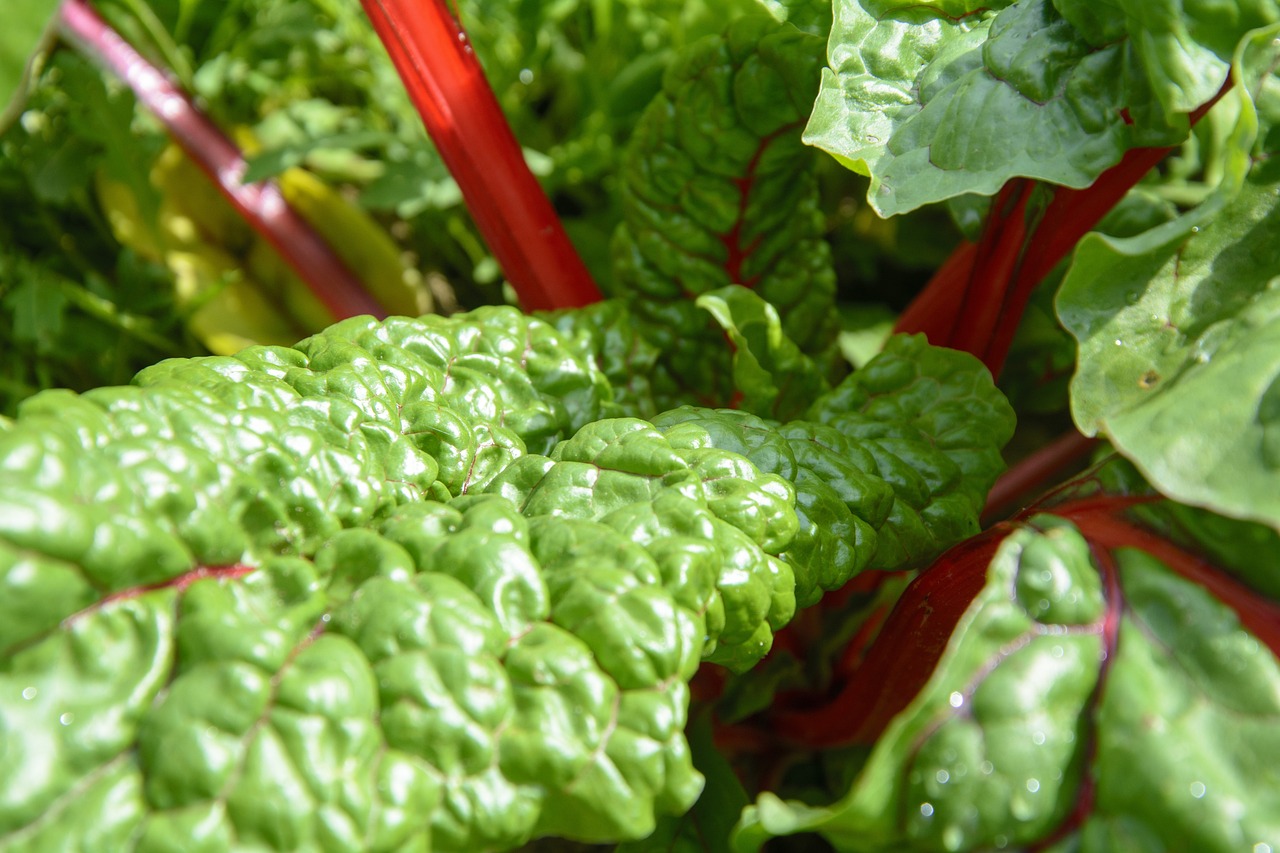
[58,0,387,321]
[896,81,1234,378]
[773,529,1006,747]
[361,0,601,311]
[982,430,1099,524]
[1056,501,1280,656]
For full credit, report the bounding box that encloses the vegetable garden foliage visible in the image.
[1,1,1279,852]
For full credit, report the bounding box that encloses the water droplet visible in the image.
[949,691,964,708]
[59,712,74,726]
[1026,778,1040,793]
[1190,781,1206,798]
[1032,731,1046,745]
[981,761,994,775]
[1190,226,1201,233]
[321,613,331,623]
[920,802,935,817]
[866,135,880,143]
[1114,339,1124,347]
[936,769,950,784]
[1254,843,1272,853]
[21,687,36,701]
[519,68,534,85]
[1051,645,1064,658]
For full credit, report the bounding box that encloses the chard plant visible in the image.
[2,0,1280,851]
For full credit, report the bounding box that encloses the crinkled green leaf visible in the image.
[0,0,56,134]
[734,516,1280,852]
[482,417,798,670]
[653,334,1012,606]
[0,434,732,850]
[617,711,751,853]
[613,14,838,404]
[805,0,1222,216]
[808,334,1015,565]
[697,285,831,422]
[1060,29,1280,529]
[544,299,669,419]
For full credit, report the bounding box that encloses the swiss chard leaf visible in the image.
[697,284,830,422]
[613,13,838,405]
[1059,27,1280,529]
[734,515,1280,852]
[804,0,1249,216]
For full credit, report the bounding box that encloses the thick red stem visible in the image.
[361,0,601,311]
[982,430,1099,524]
[58,0,387,321]
[773,529,1006,747]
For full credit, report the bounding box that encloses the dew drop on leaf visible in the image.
[1191,781,1207,798]
[21,687,36,700]
[920,802,935,817]
[948,691,964,708]
[59,712,74,726]
[1026,778,1040,793]
[936,769,950,784]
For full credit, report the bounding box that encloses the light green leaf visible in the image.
[1059,27,1280,528]
[805,0,1232,216]
[0,0,58,134]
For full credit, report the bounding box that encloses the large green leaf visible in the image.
[0,0,58,134]
[1059,27,1280,529]
[803,0,1275,216]
[733,516,1280,851]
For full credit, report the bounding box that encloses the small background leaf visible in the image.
[0,0,58,134]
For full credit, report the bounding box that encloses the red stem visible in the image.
[773,529,1006,747]
[361,0,601,311]
[58,0,387,321]
[982,430,1099,524]
[896,81,1234,378]
[1055,501,1280,656]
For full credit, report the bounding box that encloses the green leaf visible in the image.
[0,0,57,134]
[805,0,1210,216]
[1059,28,1280,529]
[613,14,838,405]
[734,516,1280,852]
[697,284,830,421]
[483,417,800,671]
[734,518,1108,851]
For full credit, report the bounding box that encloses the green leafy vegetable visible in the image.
[735,515,1280,851]
[1060,26,1280,528]
[612,13,838,404]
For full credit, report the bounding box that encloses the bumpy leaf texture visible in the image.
[735,514,1280,852]
[653,334,1015,607]
[1060,25,1280,530]
[805,0,1279,216]
[0,298,1018,849]
[612,13,839,407]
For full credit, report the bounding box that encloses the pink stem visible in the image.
[58,0,387,320]
[361,0,601,311]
